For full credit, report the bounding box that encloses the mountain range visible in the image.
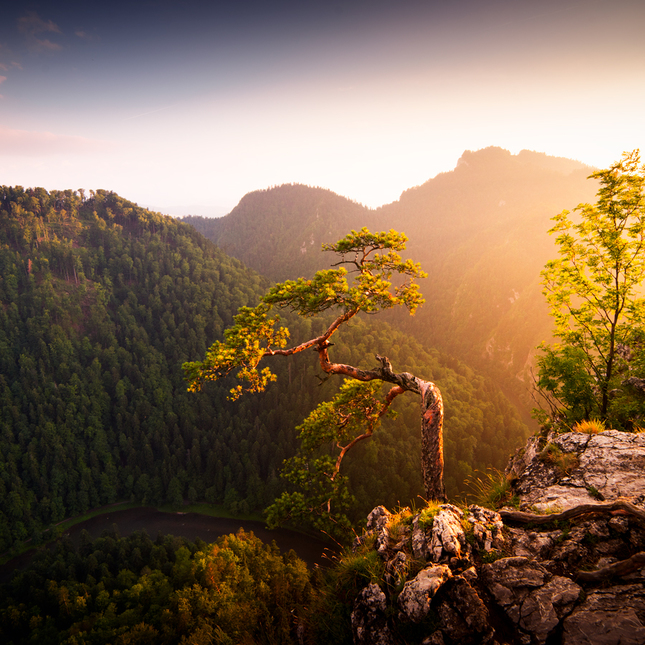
[0,179,529,554]
[184,146,599,421]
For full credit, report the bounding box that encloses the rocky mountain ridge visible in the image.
[349,430,645,644]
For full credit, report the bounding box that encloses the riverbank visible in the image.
[0,504,337,583]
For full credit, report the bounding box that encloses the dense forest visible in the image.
[185,147,599,418]
[0,527,312,644]
[0,185,528,554]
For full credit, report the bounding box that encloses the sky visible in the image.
[0,0,644,217]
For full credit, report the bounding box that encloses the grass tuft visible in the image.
[465,469,519,510]
[572,418,605,434]
[538,443,579,475]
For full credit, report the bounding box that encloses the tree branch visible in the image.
[330,385,405,481]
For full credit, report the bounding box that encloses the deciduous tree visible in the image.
[535,150,645,428]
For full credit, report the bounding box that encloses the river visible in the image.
[0,507,340,583]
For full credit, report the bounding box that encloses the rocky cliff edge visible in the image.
[349,430,645,645]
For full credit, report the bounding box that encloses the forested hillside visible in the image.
[185,148,599,417]
[184,184,371,281]
[0,186,527,554]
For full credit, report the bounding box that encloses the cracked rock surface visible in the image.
[506,430,645,512]
[349,430,645,645]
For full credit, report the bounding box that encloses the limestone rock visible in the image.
[366,505,391,532]
[398,565,452,622]
[384,551,407,588]
[411,515,432,560]
[435,577,493,644]
[563,584,645,644]
[509,430,645,512]
[508,527,562,559]
[351,583,394,645]
[482,557,581,644]
[430,504,467,562]
[467,505,504,552]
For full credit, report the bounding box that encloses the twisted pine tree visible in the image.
[183,229,446,531]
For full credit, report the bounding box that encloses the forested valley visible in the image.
[0,184,527,560]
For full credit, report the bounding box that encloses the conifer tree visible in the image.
[184,229,446,529]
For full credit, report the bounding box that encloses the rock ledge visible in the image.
[350,431,645,645]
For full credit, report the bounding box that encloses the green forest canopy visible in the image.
[0,185,527,553]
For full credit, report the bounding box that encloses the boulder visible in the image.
[563,584,645,644]
[508,430,645,512]
[351,583,394,645]
[430,504,467,562]
[397,565,452,622]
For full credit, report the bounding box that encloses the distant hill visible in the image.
[183,184,371,281]
[184,147,599,417]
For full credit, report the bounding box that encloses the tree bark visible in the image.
[419,380,446,502]
[315,344,446,501]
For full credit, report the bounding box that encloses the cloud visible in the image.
[17,11,63,52]
[0,127,114,156]
[75,30,98,42]
[0,76,6,84]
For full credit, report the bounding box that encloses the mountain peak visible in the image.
[455,146,592,176]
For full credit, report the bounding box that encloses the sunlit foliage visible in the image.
[535,150,645,429]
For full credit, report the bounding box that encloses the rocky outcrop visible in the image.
[351,583,395,645]
[505,429,645,512]
[350,430,645,645]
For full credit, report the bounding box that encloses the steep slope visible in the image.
[0,187,280,553]
[184,184,372,282]
[373,147,598,387]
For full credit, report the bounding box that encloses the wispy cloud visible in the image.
[0,127,114,156]
[75,30,99,42]
[17,11,63,53]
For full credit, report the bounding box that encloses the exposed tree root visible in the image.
[500,500,645,584]
[576,552,645,583]
[499,499,645,525]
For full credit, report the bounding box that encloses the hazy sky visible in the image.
[1,0,643,216]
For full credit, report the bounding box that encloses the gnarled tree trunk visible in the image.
[419,380,446,502]
[315,342,447,501]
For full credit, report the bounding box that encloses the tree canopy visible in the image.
[0,528,311,645]
[534,150,645,429]
[184,229,448,532]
